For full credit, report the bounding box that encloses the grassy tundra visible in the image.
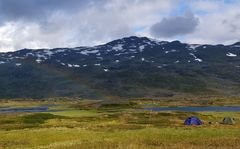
[0,97,239,149]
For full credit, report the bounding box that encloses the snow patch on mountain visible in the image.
[36,59,42,63]
[43,50,54,56]
[189,44,201,50]
[97,57,103,60]
[189,53,202,62]
[112,44,124,51]
[103,68,109,72]
[226,52,237,57]
[139,45,145,52]
[0,61,6,64]
[165,49,177,54]
[114,52,129,56]
[80,49,99,55]
[53,49,67,53]
[36,54,48,60]
[26,53,34,56]
[175,60,180,63]
[15,63,22,66]
[67,64,73,68]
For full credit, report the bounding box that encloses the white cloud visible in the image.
[0,0,240,51]
[0,0,177,51]
[185,1,240,44]
[145,0,240,45]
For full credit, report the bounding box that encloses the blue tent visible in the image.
[184,116,202,125]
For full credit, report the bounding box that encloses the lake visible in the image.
[1,105,240,113]
[144,106,240,112]
[0,105,58,113]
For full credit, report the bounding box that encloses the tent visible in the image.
[221,117,235,125]
[184,116,203,125]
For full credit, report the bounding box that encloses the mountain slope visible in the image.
[0,36,240,99]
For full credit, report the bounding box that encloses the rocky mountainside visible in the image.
[0,36,240,99]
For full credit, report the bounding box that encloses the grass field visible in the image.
[0,97,239,149]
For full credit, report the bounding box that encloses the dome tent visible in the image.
[221,117,235,125]
[184,116,203,125]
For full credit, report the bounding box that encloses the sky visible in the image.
[0,0,240,52]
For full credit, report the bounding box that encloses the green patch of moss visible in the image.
[22,113,61,125]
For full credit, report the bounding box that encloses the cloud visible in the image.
[0,0,99,22]
[150,11,199,38]
[190,0,220,13]
[0,0,177,51]
[1,0,240,51]
[185,0,240,44]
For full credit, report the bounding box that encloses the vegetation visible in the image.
[1,37,240,99]
[0,98,239,149]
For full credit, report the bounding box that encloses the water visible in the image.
[0,105,59,113]
[2,105,240,113]
[144,106,240,112]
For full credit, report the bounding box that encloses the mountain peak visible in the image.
[170,40,182,44]
[0,36,240,99]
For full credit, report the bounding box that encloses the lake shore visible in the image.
[0,98,239,149]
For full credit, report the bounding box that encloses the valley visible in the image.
[0,97,239,149]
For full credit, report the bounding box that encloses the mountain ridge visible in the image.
[3,36,240,54]
[0,36,240,99]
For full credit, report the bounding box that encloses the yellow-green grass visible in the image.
[0,110,239,149]
[0,99,240,149]
[0,127,239,149]
[47,110,100,117]
[134,96,240,107]
[0,100,63,108]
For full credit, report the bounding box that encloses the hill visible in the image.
[0,36,240,99]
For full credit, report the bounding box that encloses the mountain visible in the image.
[0,36,240,99]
